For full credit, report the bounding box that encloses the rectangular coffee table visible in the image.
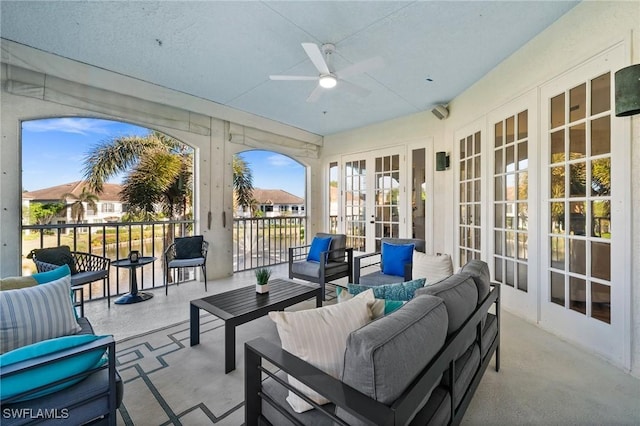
[190,278,322,373]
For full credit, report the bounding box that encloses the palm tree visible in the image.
[83,131,192,222]
[233,155,254,215]
[61,187,99,223]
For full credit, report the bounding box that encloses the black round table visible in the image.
[112,256,156,304]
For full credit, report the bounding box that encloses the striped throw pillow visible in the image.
[269,290,374,413]
[0,275,81,353]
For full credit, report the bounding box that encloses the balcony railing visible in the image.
[232,216,307,272]
[21,216,309,302]
[22,220,194,302]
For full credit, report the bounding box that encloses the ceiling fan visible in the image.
[269,43,383,102]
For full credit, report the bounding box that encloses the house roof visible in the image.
[23,181,124,203]
[252,189,303,205]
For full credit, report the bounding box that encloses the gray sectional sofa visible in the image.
[245,259,499,425]
[1,301,123,425]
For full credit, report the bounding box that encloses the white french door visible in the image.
[342,148,405,253]
[539,44,630,367]
[487,91,539,322]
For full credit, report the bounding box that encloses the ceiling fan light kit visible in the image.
[269,42,383,102]
[319,74,337,89]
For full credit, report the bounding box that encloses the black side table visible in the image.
[112,256,156,304]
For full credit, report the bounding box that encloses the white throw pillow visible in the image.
[269,290,375,413]
[0,274,81,353]
[412,252,453,283]
[336,287,385,319]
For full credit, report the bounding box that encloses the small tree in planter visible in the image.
[255,267,271,294]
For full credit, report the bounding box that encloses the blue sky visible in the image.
[21,118,305,197]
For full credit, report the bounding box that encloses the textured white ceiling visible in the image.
[1,1,578,136]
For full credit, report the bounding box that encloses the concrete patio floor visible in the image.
[85,265,640,425]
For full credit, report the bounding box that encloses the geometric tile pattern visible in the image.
[115,286,336,425]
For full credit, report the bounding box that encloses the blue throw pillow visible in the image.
[0,334,108,402]
[32,264,71,284]
[307,236,332,263]
[348,278,426,301]
[381,242,414,276]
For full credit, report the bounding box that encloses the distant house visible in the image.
[22,181,126,225]
[235,188,304,218]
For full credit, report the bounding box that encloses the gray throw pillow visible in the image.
[32,246,77,274]
[175,236,204,259]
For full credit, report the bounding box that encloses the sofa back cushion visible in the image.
[416,273,477,336]
[411,252,453,283]
[337,295,448,425]
[459,259,491,304]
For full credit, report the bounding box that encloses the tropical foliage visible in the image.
[29,202,65,226]
[61,187,99,223]
[233,155,255,215]
[83,131,192,221]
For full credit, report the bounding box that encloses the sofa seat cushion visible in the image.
[441,343,481,409]
[261,370,336,426]
[0,275,81,353]
[269,291,374,413]
[290,260,348,278]
[412,252,453,283]
[337,295,448,426]
[2,369,122,426]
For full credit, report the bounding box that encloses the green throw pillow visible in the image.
[0,276,37,291]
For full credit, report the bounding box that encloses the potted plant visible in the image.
[255,267,271,294]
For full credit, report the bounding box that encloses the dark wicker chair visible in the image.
[164,236,209,295]
[30,247,111,316]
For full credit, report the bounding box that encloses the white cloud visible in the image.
[267,155,297,168]
[22,118,113,135]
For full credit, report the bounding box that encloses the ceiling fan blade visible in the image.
[337,56,384,79]
[270,75,318,81]
[306,84,324,103]
[339,80,371,98]
[302,43,330,75]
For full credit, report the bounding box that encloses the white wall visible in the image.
[321,1,640,375]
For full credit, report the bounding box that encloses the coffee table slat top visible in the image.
[191,279,319,319]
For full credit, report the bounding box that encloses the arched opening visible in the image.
[20,117,197,299]
[231,149,306,271]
